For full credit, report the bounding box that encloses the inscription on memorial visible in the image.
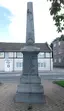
[27,9,32,14]
[29,55,36,74]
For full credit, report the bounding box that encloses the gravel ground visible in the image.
[0,80,64,111]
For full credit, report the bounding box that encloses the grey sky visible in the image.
[0,0,62,44]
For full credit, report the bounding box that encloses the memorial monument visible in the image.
[15,2,45,103]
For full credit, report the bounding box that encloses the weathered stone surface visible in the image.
[15,93,45,103]
[21,45,40,52]
[26,2,35,45]
[15,2,45,103]
[16,84,44,93]
[20,75,41,84]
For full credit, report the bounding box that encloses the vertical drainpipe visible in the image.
[13,52,14,72]
[49,53,51,71]
[50,53,51,71]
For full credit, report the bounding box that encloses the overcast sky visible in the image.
[0,0,62,44]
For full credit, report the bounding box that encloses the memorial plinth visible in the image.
[15,2,45,103]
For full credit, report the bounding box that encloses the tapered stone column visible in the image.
[15,2,45,103]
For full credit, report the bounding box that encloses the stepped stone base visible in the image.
[15,92,45,103]
[15,75,46,103]
[15,2,46,104]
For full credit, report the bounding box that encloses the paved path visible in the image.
[0,80,64,111]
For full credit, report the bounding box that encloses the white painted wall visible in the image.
[0,52,4,57]
[38,59,51,71]
[0,59,5,71]
[5,59,13,72]
[14,59,23,71]
[0,52,53,72]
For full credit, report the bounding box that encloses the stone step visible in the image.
[15,92,46,103]
[16,84,44,93]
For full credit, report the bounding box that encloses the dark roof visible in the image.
[0,42,52,52]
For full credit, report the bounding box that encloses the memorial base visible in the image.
[15,92,45,103]
[15,75,46,103]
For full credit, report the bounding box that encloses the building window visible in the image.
[38,53,46,58]
[58,42,60,46]
[46,53,50,57]
[38,63,40,67]
[44,62,46,67]
[38,52,44,58]
[5,52,9,59]
[41,63,43,67]
[54,59,56,63]
[54,51,57,55]
[54,43,56,47]
[58,51,61,54]
[16,62,23,67]
[0,52,4,57]
[9,52,13,57]
[5,52,14,58]
[16,52,23,58]
[58,49,62,54]
[38,62,46,67]
[58,58,61,63]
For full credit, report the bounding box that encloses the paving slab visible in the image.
[0,80,64,111]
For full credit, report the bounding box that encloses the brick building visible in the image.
[53,39,64,67]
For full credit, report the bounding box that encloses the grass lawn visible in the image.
[54,81,64,87]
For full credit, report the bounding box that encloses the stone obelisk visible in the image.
[15,2,45,103]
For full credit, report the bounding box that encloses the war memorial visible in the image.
[0,1,63,111]
[15,2,45,103]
